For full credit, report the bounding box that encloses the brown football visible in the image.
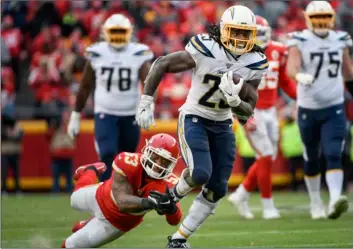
[233,73,249,100]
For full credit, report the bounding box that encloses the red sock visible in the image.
[243,161,258,192]
[256,156,273,198]
[74,170,98,192]
[61,240,66,248]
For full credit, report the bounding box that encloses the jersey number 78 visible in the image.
[101,67,132,92]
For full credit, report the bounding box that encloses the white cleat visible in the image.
[228,191,254,219]
[263,208,281,220]
[310,203,327,220]
[328,195,349,220]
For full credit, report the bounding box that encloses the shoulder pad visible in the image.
[130,43,153,56]
[85,42,106,59]
[336,31,352,41]
[188,34,215,58]
[245,53,269,70]
[288,31,307,42]
[112,152,140,176]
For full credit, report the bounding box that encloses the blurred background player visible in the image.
[136,5,268,248]
[61,133,182,248]
[67,13,154,181]
[286,0,353,219]
[228,15,297,220]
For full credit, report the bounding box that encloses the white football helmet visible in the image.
[102,14,132,49]
[220,5,257,55]
[304,1,335,36]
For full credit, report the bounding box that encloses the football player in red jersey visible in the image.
[228,15,297,220]
[61,133,182,248]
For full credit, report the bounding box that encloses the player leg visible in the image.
[321,104,348,219]
[94,113,118,181]
[167,113,213,248]
[118,115,141,153]
[297,107,326,219]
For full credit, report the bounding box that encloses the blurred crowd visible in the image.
[1,0,353,192]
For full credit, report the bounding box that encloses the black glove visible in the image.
[148,186,178,215]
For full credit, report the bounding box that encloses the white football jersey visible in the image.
[287,29,352,109]
[85,41,153,116]
[180,33,268,121]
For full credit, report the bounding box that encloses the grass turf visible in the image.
[1,191,352,248]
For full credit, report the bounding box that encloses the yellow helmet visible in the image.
[102,14,132,49]
[304,1,335,36]
[220,5,257,55]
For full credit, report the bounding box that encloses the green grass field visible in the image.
[1,191,353,248]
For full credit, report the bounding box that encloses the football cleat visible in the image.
[227,190,254,219]
[74,162,107,181]
[263,208,281,220]
[166,236,191,248]
[310,202,327,220]
[328,195,349,219]
[72,217,93,233]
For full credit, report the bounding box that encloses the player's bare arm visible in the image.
[112,171,154,213]
[143,51,196,96]
[343,48,353,96]
[74,60,95,112]
[231,78,260,121]
[139,60,152,83]
[286,46,302,81]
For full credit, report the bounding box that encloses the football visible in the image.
[233,73,249,100]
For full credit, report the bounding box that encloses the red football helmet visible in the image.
[141,133,180,179]
[255,15,271,49]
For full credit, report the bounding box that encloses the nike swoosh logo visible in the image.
[161,200,170,204]
[224,90,232,96]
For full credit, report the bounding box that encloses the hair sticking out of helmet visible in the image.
[141,133,180,179]
[102,14,133,49]
[304,1,335,36]
[255,15,271,49]
[220,5,257,55]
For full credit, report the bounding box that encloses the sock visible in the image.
[261,198,275,210]
[256,156,273,198]
[175,169,194,198]
[74,170,98,192]
[61,240,66,248]
[325,169,343,207]
[304,174,322,205]
[172,191,219,240]
[242,161,258,192]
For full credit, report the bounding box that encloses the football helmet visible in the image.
[255,15,271,49]
[304,1,335,36]
[102,14,132,48]
[220,5,257,55]
[141,133,180,179]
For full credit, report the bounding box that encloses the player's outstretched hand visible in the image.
[148,186,178,215]
[67,111,81,140]
[295,73,314,85]
[219,70,243,107]
[136,95,155,131]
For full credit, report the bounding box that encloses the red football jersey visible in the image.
[256,41,296,109]
[96,152,181,232]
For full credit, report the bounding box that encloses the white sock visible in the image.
[172,191,219,240]
[175,169,194,198]
[261,198,275,210]
[304,174,322,205]
[325,170,343,207]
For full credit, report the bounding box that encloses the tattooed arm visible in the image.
[143,51,196,96]
[111,172,155,213]
[231,78,260,124]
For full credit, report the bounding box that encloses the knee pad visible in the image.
[202,186,227,203]
[304,160,321,176]
[325,154,342,171]
[191,168,211,186]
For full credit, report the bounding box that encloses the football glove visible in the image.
[219,70,243,107]
[67,111,81,140]
[295,73,314,85]
[148,186,178,215]
[136,95,155,131]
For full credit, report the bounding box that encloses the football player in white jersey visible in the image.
[136,5,268,248]
[286,1,353,220]
[67,14,154,181]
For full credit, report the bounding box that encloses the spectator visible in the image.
[48,109,75,193]
[82,0,107,41]
[1,37,11,66]
[1,113,23,194]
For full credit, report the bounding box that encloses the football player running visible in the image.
[228,15,297,220]
[136,5,268,248]
[67,14,154,181]
[286,0,353,219]
[61,133,182,248]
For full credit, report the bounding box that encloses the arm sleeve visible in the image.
[165,202,183,226]
[279,49,297,99]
